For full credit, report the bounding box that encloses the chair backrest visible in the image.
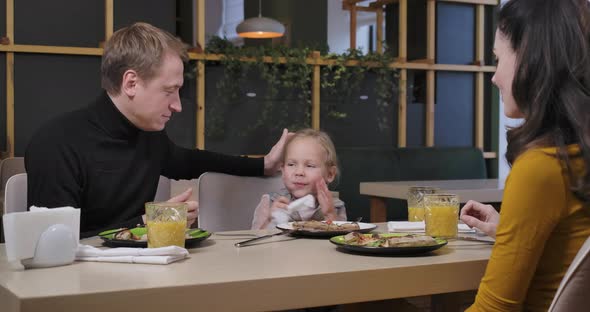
[197,172,284,232]
[548,236,590,312]
[0,157,25,190]
[4,173,28,214]
[153,175,171,202]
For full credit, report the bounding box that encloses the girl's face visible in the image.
[282,137,336,199]
[492,30,524,119]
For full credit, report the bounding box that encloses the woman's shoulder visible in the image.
[510,145,577,181]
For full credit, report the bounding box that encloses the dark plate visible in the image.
[330,233,447,255]
[276,221,377,238]
[99,227,211,248]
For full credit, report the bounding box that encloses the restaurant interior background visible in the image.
[0,0,500,221]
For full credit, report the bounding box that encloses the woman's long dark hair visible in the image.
[499,0,590,202]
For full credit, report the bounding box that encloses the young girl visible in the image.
[251,129,346,230]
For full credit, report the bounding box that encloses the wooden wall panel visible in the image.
[14,0,104,47]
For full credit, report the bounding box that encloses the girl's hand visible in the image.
[270,196,290,212]
[316,179,336,221]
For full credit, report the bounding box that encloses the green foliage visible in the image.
[203,36,398,138]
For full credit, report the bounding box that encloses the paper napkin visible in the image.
[76,245,189,265]
[387,221,476,233]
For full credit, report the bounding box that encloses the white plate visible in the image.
[276,221,377,237]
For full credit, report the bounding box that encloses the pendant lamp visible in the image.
[236,0,285,39]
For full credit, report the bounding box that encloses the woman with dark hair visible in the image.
[460,0,590,310]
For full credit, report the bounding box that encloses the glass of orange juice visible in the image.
[145,202,187,248]
[423,193,459,238]
[407,186,439,221]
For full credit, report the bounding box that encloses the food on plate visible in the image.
[114,229,143,241]
[342,232,438,247]
[291,220,360,232]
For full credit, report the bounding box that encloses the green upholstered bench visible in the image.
[334,146,487,222]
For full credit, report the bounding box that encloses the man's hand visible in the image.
[264,129,294,176]
[167,188,199,227]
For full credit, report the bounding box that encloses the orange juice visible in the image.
[408,206,425,221]
[147,220,186,248]
[425,205,458,238]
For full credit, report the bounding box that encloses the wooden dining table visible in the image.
[360,179,505,222]
[0,224,492,312]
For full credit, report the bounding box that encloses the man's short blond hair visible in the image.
[101,22,189,94]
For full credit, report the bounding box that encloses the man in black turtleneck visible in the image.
[25,23,290,238]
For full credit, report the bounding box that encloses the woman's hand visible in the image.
[460,200,500,238]
[316,179,337,222]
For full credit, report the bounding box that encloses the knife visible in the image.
[234,231,291,247]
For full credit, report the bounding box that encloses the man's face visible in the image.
[132,52,184,131]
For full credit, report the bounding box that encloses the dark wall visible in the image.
[114,0,176,33]
[204,65,307,155]
[15,0,104,47]
[13,54,102,156]
[321,72,397,148]
[8,1,193,155]
[436,3,474,64]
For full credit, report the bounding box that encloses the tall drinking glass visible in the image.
[406,186,439,221]
[145,202,187,248]
[423,193,459,238]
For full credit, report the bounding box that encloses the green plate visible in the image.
[99,227,211,248]
[330,233,447,256]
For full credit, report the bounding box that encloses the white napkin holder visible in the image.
[3,206,80,270]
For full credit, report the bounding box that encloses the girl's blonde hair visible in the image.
[285,129,340,180]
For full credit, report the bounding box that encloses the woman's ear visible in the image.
[325,166,337,184]
[121,69,139,97]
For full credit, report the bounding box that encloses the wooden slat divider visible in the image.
[5,0,14,157]
[438,0,498,5]
[426,0,436,147]
[397,0,408,147]
[475,4,485,149]
[312,51,321,130]
[196,0,205,149]
[6,53,14,158]
[376,8,383,54]
[105,0,114,39]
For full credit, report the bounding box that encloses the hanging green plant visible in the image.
[202,36,398,139]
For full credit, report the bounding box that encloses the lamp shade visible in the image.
[236,16,285,39]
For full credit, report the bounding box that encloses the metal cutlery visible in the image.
[234,231,291,247]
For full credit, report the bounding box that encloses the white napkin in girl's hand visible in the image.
[287,194,316,213]
[387,221,476,233]
[76,245,188,265]
[272,194,318,224]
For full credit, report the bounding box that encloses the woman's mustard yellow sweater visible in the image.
[467,145,590,311]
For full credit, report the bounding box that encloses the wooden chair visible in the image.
[548,236,590,311]
[197,172,283,232]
